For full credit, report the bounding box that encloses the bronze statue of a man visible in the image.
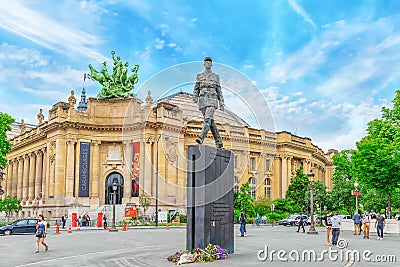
[193,57,224,148]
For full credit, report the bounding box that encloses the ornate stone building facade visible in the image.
[4,90,335,221]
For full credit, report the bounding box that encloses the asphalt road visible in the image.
[0,225,398,267]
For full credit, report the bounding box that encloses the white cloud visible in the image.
[243,64,254,69]
[0,1,107,62]
[287,0,316,29]
[19,87,69,101]
[154,38,165,49]
[269,16,400,101]
[0,43,48,67]
[157,24,170,36]
[316,102,382,150]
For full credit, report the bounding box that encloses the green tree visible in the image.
[305,181,328,221]
[361,188,400,214]
[0,113,14,168]
[0,195,22,218]
[285,168,309,212]
[254,197,274,216]
[353,90,400,218]
[234,183,255,217]
[274,198,296,214]
[138,194,151,217]
[330,150,359,214]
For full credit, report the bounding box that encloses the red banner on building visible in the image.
[131,142,140,197]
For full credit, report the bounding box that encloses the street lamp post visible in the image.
[109,180,119,232]
[354,182,359,213]
[307,169,318,234]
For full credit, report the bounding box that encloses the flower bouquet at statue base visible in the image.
[167,244,227,265]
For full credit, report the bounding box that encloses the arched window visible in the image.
[248,177,256,199]
[265,178,271,199]
[105,172,124,204]
[234,176,239,193]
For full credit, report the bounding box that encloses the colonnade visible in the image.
[5,147,47,204]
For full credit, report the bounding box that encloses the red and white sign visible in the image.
[352,190,362,196]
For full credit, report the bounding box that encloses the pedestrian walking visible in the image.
[331,212,342,246]
[362,211,371,239]
[374,212,386,240]
[239,213,246,237]
[35,214,49,253]
[243,214,248,236]
[261,215,267,225]
[322,210,333,245]
[353,210,361,235]
[86,214,91,227]
[256,214,261,227]
[103,214,108,229]
[296,213,305,233]
[61,214,66,229]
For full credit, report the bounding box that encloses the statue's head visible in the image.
[204,57,213,69]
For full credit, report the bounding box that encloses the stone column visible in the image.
[47,141,56,198]
[123,141,132,201]
[65,138,77,198]
[28,152,36,202]
[90,140,101,202]
[54,139,66,202]
[10,158,19,197]
[281,155,288,197]
[22,155,29,202]
[34,150,43,199]
[41,148,47,201]
[273,156,280,198]
[287,156,292,182]
[16,158,23,200]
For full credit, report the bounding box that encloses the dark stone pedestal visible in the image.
[186,145,234,254]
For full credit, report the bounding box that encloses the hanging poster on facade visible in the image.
[78,142,90,197]
[131,142,140,197]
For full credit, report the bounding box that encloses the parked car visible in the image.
[278,214,310,226]
[338,214,352,220]
[0,218,39,235]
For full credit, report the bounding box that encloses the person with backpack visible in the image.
[322,210,333,245]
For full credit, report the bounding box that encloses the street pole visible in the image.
[354,181,359,213]
[307,170,318,234]
[155,137,159,227]
[110,181,118,232]
[113,191,116,228]
[355,195,358,214]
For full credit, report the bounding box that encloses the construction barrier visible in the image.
[68,227,72,234]
[55,224,60,234]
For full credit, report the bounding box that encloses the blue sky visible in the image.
[0,0,399,152]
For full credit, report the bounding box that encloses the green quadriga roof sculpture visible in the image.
[88,51,139,99]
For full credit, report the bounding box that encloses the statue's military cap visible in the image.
[204,57,212,62]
